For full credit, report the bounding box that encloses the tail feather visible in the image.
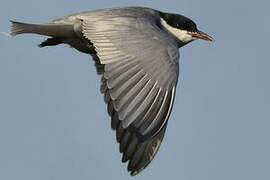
[10,21,38,36]
[10,20,75,37]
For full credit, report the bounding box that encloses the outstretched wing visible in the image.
[80,12,179,175]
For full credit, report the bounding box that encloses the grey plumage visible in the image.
[10,6,213,176]
[10,7,177,175]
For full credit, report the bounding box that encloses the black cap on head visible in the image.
[159,12,198,32]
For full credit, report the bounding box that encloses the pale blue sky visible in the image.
[1,1,270,180]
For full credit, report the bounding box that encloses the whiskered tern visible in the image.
[10,6,213,175]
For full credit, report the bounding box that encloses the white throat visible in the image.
[160,18,193,43]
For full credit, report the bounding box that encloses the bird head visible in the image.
[160,12,214,45]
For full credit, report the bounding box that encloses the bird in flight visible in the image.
[10,6,213,176]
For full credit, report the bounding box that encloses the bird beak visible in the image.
[188,30,214,42]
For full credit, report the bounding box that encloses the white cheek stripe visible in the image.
[160,18,193,43]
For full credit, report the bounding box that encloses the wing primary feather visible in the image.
[112,73,146,111]
[107,99,114,116]
[116,122,126,143]
[104,88,111,103]
[138,91,169,138]
[122,135,138,162]
[127,143,147,172]
[132,88,164,138]
[111,110,120,130]
[109,69,145,100]
[122,79,154,128]
[120,130,131,153]
[106,64,141,90]
[100,78,107,93]
[127,82,158,127]
[130,124,167,176]
[116,75,149,119]
[140,87,175,139]
[104,60,138,79]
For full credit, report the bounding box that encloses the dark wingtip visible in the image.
[38,37,65,48]
[130,170,139,176]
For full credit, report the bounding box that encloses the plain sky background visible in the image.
[0,0,269,180]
